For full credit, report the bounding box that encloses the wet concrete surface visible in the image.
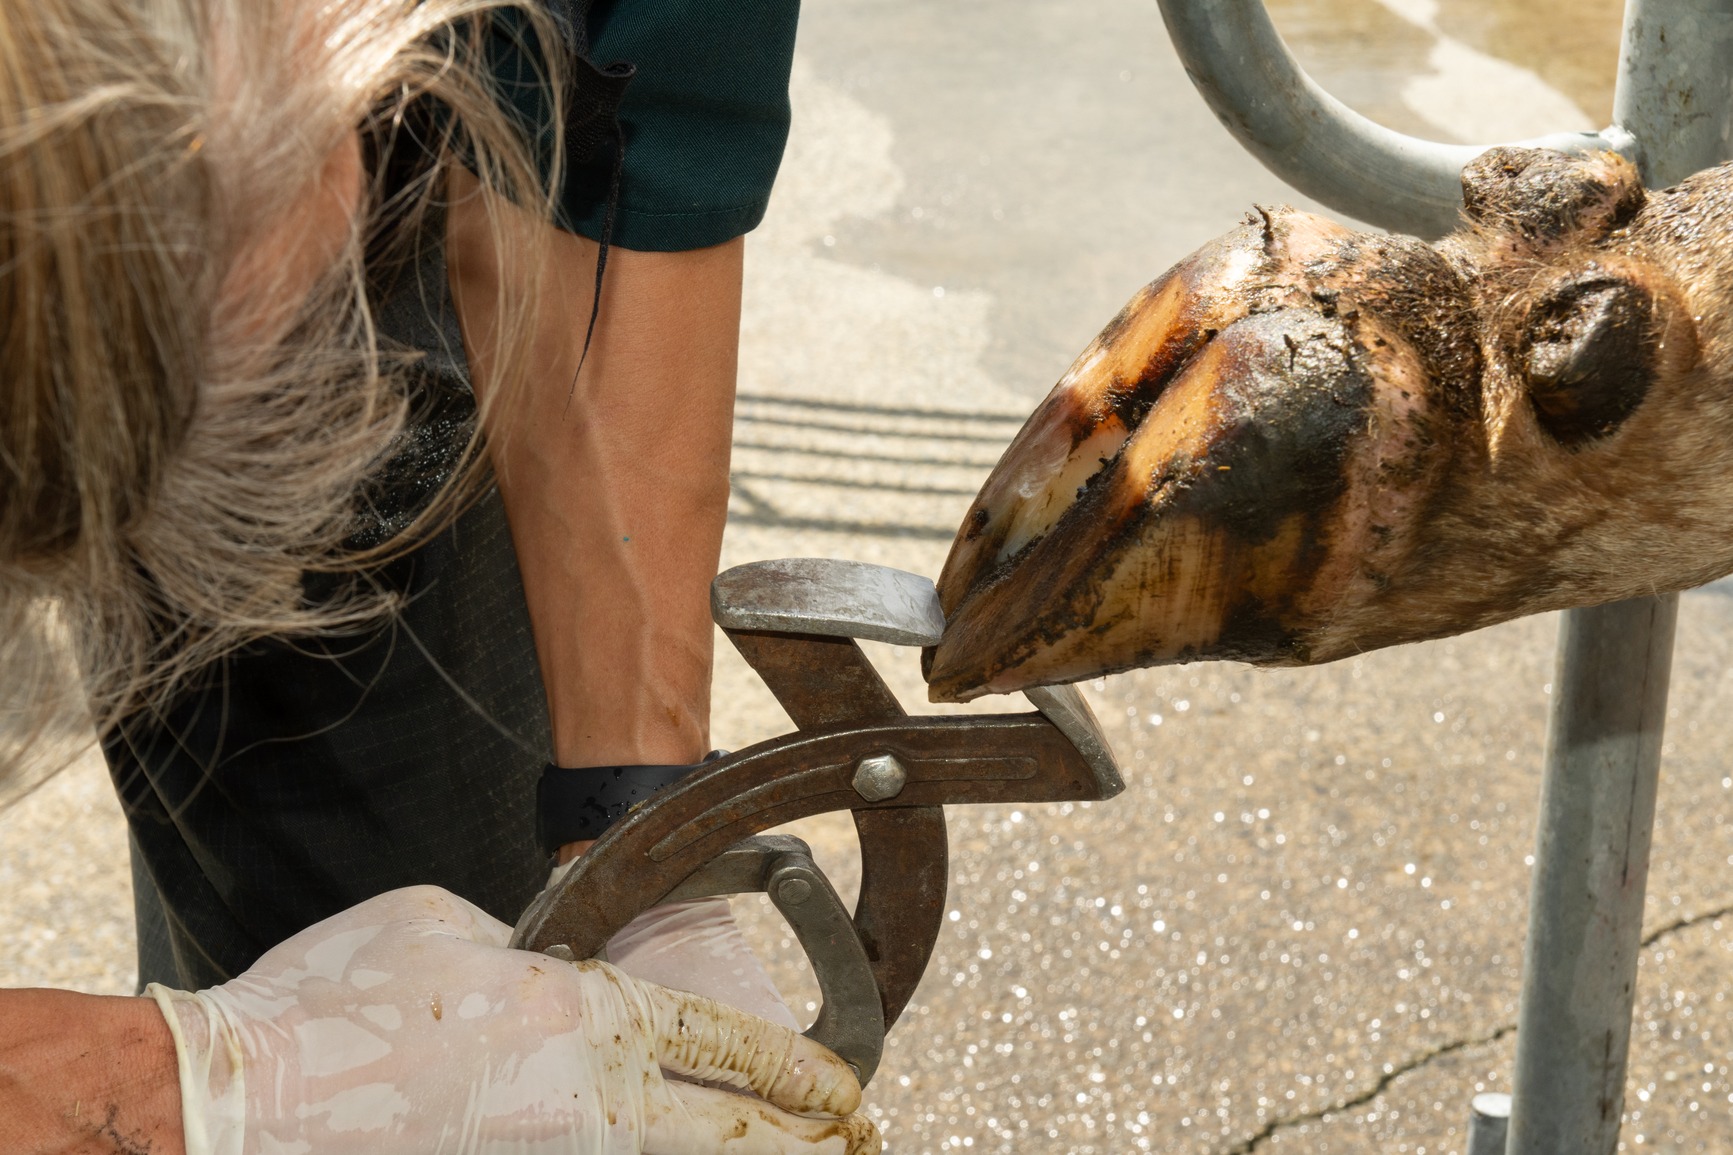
[0,749,135,995]
[1272,0,1626,136]
[5,1,1732,1152]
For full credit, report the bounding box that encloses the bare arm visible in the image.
[445,171,739,773]
[0,989,183,1155]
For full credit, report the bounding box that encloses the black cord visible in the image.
[547,0,634,394]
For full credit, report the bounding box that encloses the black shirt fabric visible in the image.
[110,241,554,990]
[114,490,553,990]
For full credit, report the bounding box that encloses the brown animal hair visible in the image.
[0,0,560,802]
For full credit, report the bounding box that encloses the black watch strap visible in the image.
[535,754,720,855]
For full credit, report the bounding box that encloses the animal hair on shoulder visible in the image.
[0,0,562,803]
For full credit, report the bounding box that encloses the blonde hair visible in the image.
[0,0,559,801]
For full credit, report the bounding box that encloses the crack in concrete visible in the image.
[1214,900,1733,1154]
[1638,899,1733,949]
[1216,1022,1516,1154]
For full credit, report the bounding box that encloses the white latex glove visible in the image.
[550,864,800,1031]
[148,886,878,1155]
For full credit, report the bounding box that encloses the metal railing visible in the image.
[1152,1,1733,1151]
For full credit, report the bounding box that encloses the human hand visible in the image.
[150,886,878,1155]
[546,854,799,1030]
[599,893,800,1031]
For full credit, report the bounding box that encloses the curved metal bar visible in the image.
[1154,0,1634,237]
[509,711,1114,1001]
[659,836,888,1083]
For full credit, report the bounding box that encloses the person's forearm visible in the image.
[0,989,183,1155]
[445,172,741,770]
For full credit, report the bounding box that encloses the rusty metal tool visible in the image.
[511,557,1123,1083]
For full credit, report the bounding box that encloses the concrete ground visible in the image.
[6,0,1732,1151]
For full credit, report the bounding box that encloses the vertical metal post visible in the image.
[1613,0,1733,188]
[1153,1,1733,1146]
[1505,5,1733,1152]
[1504,597,1677,1153]
[1467,1093,1511,1155]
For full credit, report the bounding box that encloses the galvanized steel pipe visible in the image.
[1612,0,1733,188]
[1152,0,1632,236]
[1505,4,1733,1152]
[1505,597,1677,1154]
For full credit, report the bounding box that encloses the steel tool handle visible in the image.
[513,559,1123,1088]
[662,835,887,1080]
[518,835,889,1080]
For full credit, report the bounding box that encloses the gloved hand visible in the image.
[148,886,878,1155]
[551,864,800,1031]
